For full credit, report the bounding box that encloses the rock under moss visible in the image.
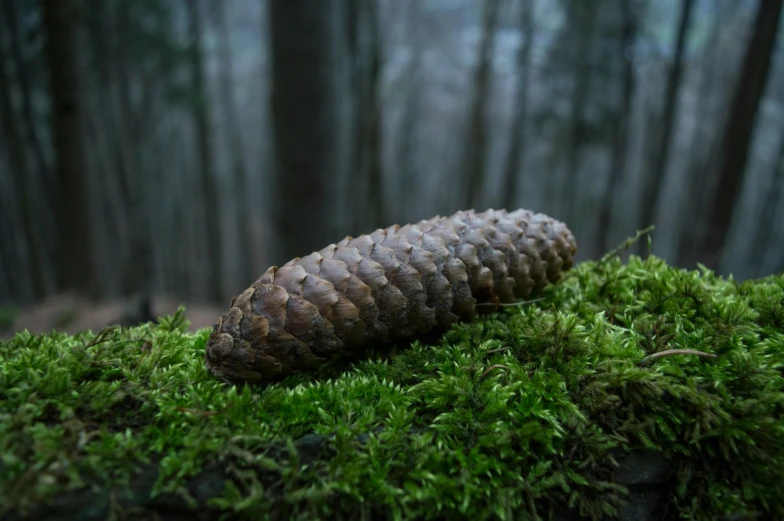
[0,255,782,521]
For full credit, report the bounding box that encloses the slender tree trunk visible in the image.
[463,0,501,209]
[397,83,420,222]
[396,0,424,223]
[501,0,534,211]
[675,0,732,267]
[215,0,253,286]
[82,103,123,297]
[118,76,152,303]
[186,0,223,302]
[346,0,385,232]
[396,78,421,220]
[699,0,782,269]
[0,169,20,300]
[268,0,341,262]
[751,131,784,274]
[85,0,130,297]
[2,0,56,297]
[0,33,45,300]
[346,0,363,233]
[42,0,96,297]
[597,0,636,255]
[0,206,14,302]
[1,0,53,202]
[636,0,694,256]
[167,129,193,297]
[111,1,150,304]
[561,2,598,225]
[360,0,385,230]
[762,210,784,277]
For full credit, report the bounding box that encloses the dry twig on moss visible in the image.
[597,225,656,266]
[639,349,717,366]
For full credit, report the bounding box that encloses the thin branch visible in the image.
[484,347,511,356]
[598,225,655,265]
[476,297,546,308]
[481,364,510,379]
[83,325,121,348]
[639,349,717,366]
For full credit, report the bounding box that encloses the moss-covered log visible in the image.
[1,435,672,521]
[1,255,783,520]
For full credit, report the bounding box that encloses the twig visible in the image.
[481,364,510,379]
[476,297,546,308]
[83,325,121,348]
[598,225,656,266]
[484,347,511,356]
[639,349,717,366]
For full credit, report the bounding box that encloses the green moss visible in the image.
[1,257,783,520]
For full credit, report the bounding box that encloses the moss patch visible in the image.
[1,256,783,520]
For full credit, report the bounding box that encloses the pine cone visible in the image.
[205,209,577,384]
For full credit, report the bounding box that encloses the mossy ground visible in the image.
[1,255,783,520]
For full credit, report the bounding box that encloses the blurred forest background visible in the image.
[1,0,783,334]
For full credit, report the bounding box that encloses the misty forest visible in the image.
[1,0,783,332]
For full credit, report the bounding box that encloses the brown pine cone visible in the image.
[205,209,577,384]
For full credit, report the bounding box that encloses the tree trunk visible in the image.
[636,0,694,257]
[699,0,783,269]
[560,2,598,225]
[346,0,385,233]
[268,0,341,263]
[186,0,223,303]
[42,0,96,297]
[501,0,535,211]
[395,0,424,223]
[110,2,152,306]
[751,130,784,274]
[84,0,131,298]
[215,0,253,287]
[675,0,734,268]
[169,131,193,297]
[0,168,21,301]
[597,0,637,255]
[2,0,57,296]
[360,0,385,231]
[346,0,362,232]
[0,204,14,302]
[1,0,54,206]
[463,0,501,209]
[0,31,45,301]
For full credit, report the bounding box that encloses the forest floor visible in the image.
[1,255,783,521]
[0,293,224,341]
